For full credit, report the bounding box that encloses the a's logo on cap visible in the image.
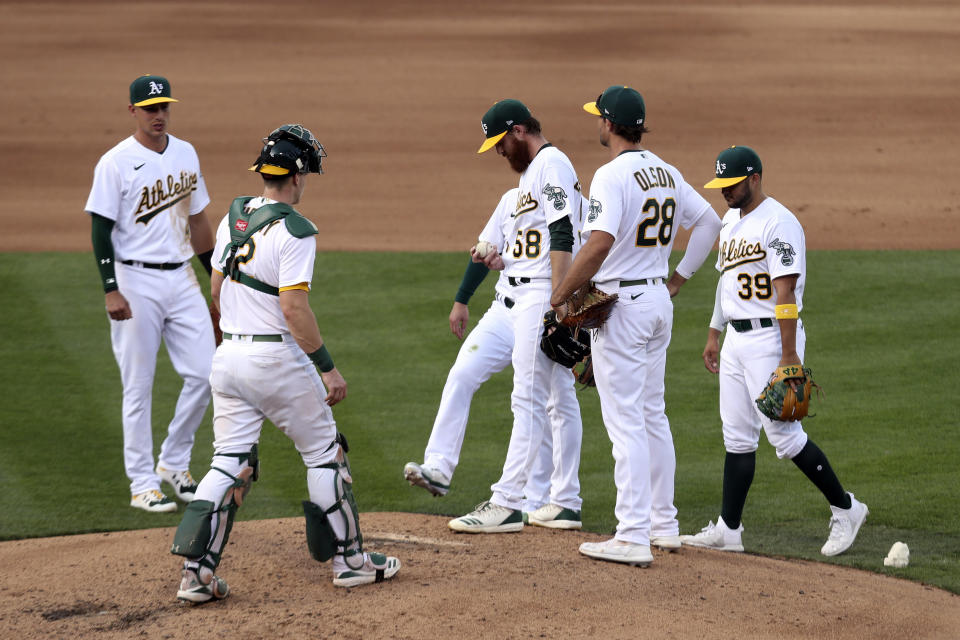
[234,219,248,232]
[481,122,488,135]
[148,81,164,96]
[716,160,726,175]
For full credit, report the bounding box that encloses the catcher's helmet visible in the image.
[249,124,326,176]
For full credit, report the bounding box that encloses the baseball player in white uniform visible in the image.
[85,75,215,513]
[404,187,583,520]
[681,145,868,556]
[170,125,399,603]
[552,86,722,566]
[448,100,584,533]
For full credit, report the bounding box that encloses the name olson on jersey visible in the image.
[719,238,767,271]
[135,171,199,224]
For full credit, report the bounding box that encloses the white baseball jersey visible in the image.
[85,134,210,263]
[497,146,581,279]
[584,149,711,282]
[212,197,316,335]
[715,196,806,320]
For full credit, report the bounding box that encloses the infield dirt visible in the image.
[1,1,958,638]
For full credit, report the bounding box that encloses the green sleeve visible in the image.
[548,216,574,252]
[90,214,118,293]
[454,259,490,305]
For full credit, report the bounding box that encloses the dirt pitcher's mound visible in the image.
[1,513,957,639]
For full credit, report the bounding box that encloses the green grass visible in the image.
[0,251,957,593]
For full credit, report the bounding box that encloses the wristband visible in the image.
[308,345,335,372]
[774,304,799,319]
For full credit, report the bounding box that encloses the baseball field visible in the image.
[1,1,958,638]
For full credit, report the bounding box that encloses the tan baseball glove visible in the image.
[559,283,618,330]
[755,364,822,422]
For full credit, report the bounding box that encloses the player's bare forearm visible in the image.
[703,327,722,374]
[773,275,800,365]
[188,210,215,255]
[210,271,224,313]
[279,289,325,354]
[550,231,613,306]
[549,250,573,291]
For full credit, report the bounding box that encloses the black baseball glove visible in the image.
[540,310,590,367]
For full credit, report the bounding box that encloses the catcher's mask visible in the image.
[249,124,326,176]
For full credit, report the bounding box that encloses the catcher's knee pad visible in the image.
[305,451,364,569]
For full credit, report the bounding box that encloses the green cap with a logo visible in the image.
[478,99,532,154]
[129,75,179,107]
[583,85,645,127]
[704,145,762,188]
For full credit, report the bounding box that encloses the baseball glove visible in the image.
[209,301,223,346]
[572,354,595,388]
[559,283,618,330]
[541,310,590,368]
[755,364,822,422]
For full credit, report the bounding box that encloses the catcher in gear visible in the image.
[682,145,867,558]
[170,123,399,604]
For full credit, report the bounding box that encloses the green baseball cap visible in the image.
[704,146,762,188]
[129,75,179,107]
[583,85,645,126]
[478,99,532,154]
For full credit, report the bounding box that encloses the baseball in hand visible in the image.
[474,241,496,258]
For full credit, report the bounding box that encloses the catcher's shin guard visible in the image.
[170,446,260,577]
[304,443,364,570]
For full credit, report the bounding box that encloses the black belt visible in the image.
[495,292,515,309]
[221,332,283,342]
[121,259,184,270]
[508,276,531,286]
[620,277,665,287]
[730,318,775,333]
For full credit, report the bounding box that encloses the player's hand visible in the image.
[552,300,569,323]
[778,354,803,390]
[703,331,721,374]
[449,302,469,340]
[483,252,504,271]
[105,290,133,321]
[321,368,347,406]
[666,282,680,298]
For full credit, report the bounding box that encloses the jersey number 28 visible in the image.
[635,197,675,247]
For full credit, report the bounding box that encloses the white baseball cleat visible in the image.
[448,500,524,533]
[157,466,199,502]
[579,538,653,567]
[681,517,744,552]
[177,568,229,603]
[403,462,450,497]
[821,493,869,557]
[333,552,401,588]
[526,503,582,530]
[130,489,177,513]
[650,534,682,551]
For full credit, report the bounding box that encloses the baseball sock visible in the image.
[791,440,851,509]
[720,451,755,529]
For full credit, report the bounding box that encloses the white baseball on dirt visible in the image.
[475,241,496,258]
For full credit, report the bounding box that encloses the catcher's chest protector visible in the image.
[223,197,317,295]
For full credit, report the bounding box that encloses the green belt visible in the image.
[620,277,664,287]
[730,318,774,333]
[221,332,283,342]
